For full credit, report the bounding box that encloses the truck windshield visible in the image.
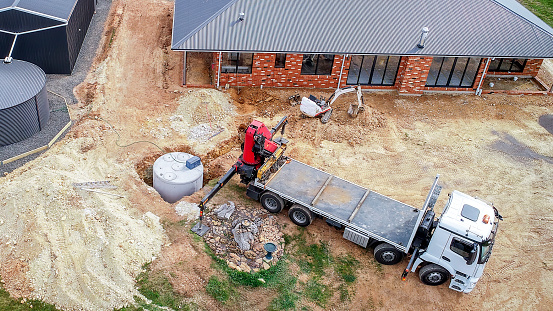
[478,218,499,264]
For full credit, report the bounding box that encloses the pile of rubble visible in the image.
[202,202,285,273]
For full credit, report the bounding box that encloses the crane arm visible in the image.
[197,165,237,220]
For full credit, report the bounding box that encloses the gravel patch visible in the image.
[0,0,112,175]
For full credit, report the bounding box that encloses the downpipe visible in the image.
[475,58,492,96]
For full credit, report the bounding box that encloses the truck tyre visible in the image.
[374,243,403,265]
[288,204,314,227]
[419,264,450,286]
[260,192,284,213]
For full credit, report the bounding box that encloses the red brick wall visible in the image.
[522,59,542,76]
[207,53,546,95]
[214,53,346,89]
[397,56,433,95]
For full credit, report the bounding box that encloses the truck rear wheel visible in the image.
[374,243,403,265]
[260,192,284,213]
[288,204,313,227]
[419,264,450,286]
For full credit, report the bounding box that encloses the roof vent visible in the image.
[417,27,429,48]
[239,12,245,21]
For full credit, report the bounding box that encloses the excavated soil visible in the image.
[0,0,553,310]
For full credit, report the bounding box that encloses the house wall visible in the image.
[215,53,345,88]
[487,59,543,77]
[208,52,545,95]
[396,56,433,95]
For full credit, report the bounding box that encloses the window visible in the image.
[450,238,476,261]
[488,58,526,72]
[346,55,400,86]
[426,57,481,88]
[301,54,334,75]
[461,204,480,222]
[275,54,286,68]
[221,53,253,74]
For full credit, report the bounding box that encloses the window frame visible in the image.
[275,53,286,68]
[301,54,335,75]
[221,52,254,74]
[450,237,477,265]
[488,58,526,73]
[425,57,482,88]
[346,55,401,86]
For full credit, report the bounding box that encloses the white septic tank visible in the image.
[153,152,203,203]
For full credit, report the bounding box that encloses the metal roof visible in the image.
[0,59,46,109]
[0,0,78,22]
[172,0,553,58]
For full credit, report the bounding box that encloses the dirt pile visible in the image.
[0,126,167,310]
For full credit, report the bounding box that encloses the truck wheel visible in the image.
[260,192,284,213]
[374,243,403,265]
[419,264,450,286]
[288,204,314,227]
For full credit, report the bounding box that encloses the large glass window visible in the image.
[301,54,334,75]
[488,58,526,72]
[275,54,286,68]
[346,55,400,86]
[221,53,253,74]
[426,57,481,88]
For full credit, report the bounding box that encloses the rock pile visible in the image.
[202,201,284,273]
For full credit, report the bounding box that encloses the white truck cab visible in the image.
[413,191,500,293]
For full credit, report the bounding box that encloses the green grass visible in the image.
[206,276,235,302]
[304,279,332,308]
[134,263,194,310]
[338,283,351,302]
[520,0,553,27]
[0,278,60,311]
[285,232,331,276]
[334,254,360,283]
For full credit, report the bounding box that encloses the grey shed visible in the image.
[0,0,96,74]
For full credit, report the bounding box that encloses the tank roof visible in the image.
[0,59,46,109]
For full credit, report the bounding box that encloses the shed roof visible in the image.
[172,0,553,58]
[0,0,79,23]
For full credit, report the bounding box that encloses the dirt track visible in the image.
[0,0,553,310]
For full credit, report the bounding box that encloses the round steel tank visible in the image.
[153,152,204,203]
[0,59,49,146]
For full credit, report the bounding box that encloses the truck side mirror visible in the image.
[466,243,478,265]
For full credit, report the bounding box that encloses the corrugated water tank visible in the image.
[153,152,203,203]
[0,59,49,146]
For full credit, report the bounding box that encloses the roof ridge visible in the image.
[173,0,239,49]
[490,0,553,36]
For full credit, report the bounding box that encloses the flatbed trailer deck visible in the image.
[253,159,425,252]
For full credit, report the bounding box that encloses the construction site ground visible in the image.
[1,0,553,310]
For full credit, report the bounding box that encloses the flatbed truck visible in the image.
[196,116,501,293]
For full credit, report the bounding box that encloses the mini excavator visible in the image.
[191,116,289,236]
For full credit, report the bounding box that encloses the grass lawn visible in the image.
[520,0,553,27]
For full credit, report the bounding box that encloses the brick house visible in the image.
[172,0,553,95]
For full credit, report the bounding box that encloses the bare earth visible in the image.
[0,0,553,310]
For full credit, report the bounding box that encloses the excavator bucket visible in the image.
[347,85,365,118]
[288,94,300,106]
